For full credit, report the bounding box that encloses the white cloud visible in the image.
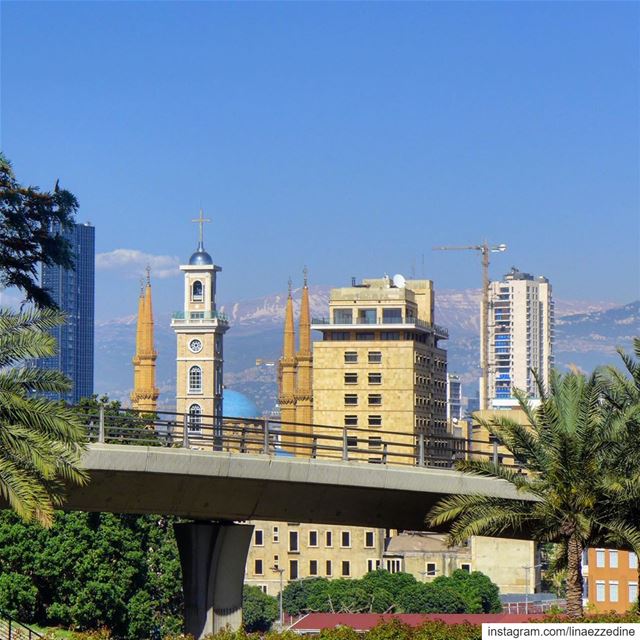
[96,249,180,279]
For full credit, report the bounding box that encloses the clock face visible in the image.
[189,338,203,353]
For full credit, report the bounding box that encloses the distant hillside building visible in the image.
[39,222,95,403]
[488,268,554,408]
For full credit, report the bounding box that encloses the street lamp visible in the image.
[271,565,285,629]
[522,563,543,614]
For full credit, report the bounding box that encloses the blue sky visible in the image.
[2,1,638,321]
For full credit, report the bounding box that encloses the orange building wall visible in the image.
[584,548,638,613]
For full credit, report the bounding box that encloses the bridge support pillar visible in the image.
[174,521,254,639]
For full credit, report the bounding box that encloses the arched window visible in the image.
[188,403,202,431]
[192,280,203,301]
[188,365,202,393]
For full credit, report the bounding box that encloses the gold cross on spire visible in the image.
[191,209,211,246]
[145,264,151,285]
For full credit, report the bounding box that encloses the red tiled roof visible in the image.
[290,612,547,632]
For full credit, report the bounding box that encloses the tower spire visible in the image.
[295,268,313,431]
[191,209,211,251]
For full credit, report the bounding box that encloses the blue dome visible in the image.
[189,249,214,265]
[223,390,260,419]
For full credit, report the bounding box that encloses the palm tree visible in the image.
[0,307,88,527]
[427,370,640,618]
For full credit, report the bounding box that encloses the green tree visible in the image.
[434,570,501,613]
[427,370,640,618]
[397,581,467,613]
[0,154,78,309]
[360,570,417,601]
[282,578,329,616]
[242,585,278,633]
[0,307,88,526]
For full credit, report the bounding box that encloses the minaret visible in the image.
[295,268,313,435]
[131,268,159,412]
[279,279,297,436]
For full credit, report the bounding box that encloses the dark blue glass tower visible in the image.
[40,222,95,404]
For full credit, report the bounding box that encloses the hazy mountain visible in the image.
[94,288,637,414]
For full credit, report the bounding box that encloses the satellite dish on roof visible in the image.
[392,273,406,288]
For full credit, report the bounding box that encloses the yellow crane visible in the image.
[433,242,507,411]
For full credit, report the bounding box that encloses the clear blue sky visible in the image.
[2,1,638,320]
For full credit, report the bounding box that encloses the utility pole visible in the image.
[433,242,507,410]
[271,564,285,629]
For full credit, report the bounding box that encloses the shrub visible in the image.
[0,572,38,621]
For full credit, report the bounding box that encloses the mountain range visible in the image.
[95,286,639,414]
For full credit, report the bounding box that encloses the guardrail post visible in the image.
[98,405,105,443]
[382,443,388,464]
[418,433,425,467]
[342,428,348,461]
[183,414,189,448]
[263,418,269,454]
[492,440,499,465]
[311,435,318,459]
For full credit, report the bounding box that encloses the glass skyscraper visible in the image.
[39,222,95,404]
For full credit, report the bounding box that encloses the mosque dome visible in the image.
[189,247,214,265]
[223,389,261,419]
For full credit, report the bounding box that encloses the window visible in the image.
[309,560,318,576]
[254,530,264,546]
[460,563,471,573]
[190,311,204,319]
[385,559,402,573]
[254,559,263,575]
[341,561,351,576]
[365,531,375,548]
[426,563,437,577]
[368,436,382,449]
[368,394,382,406]
[610,581,619,603]
[358,308,377,324]
[325,531,333,547]
[344,394,358,406]
[309,531,318,547]
[368,351,382,364]
[258,584,268,594]
[630,553,638,569]
[289,531,299,552]
[188,366,202,393]
[382,308,402,323]
[368,415,382,427]
[344,351,358,363]
[273,555,279,566]
[326,560,332,576]
[344,415,358,426]
[347,436,358,449]
[610,550,619,569]
[367,559,381,572]
[368,372,382,384]
[596,581,606,602]
[187,404,202,431]
[330,331,351,341]
[381,331,401,340]
[356,332,375,341]
[290,560,298,580]
[191,280,203,301]
[629,582,638,604]
[341,531,351,548]
[334,309,353,324]
[596,549,605,568]
[344,372,358,384]
[272,526,279,543]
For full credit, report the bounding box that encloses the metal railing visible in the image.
[311,317,449,339]
[0,612,43,640]
[84,407,519,470]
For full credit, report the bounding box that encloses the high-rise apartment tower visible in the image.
[40,222,95,404]
[488,267,554,408]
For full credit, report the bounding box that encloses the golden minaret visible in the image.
[131,267,159,412]
[295,268,313,435]
[278,279,297,443]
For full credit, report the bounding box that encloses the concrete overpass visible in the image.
[58,443,532,638]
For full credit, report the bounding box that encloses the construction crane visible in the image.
[433,242,507,411]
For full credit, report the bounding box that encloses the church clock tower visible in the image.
[171,212,229,436]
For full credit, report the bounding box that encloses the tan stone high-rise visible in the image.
[131,269,159,412]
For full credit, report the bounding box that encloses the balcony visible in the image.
[171,310,229,324]
[312,316,448,339]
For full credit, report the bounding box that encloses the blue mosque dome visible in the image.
[223,389,261,419]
